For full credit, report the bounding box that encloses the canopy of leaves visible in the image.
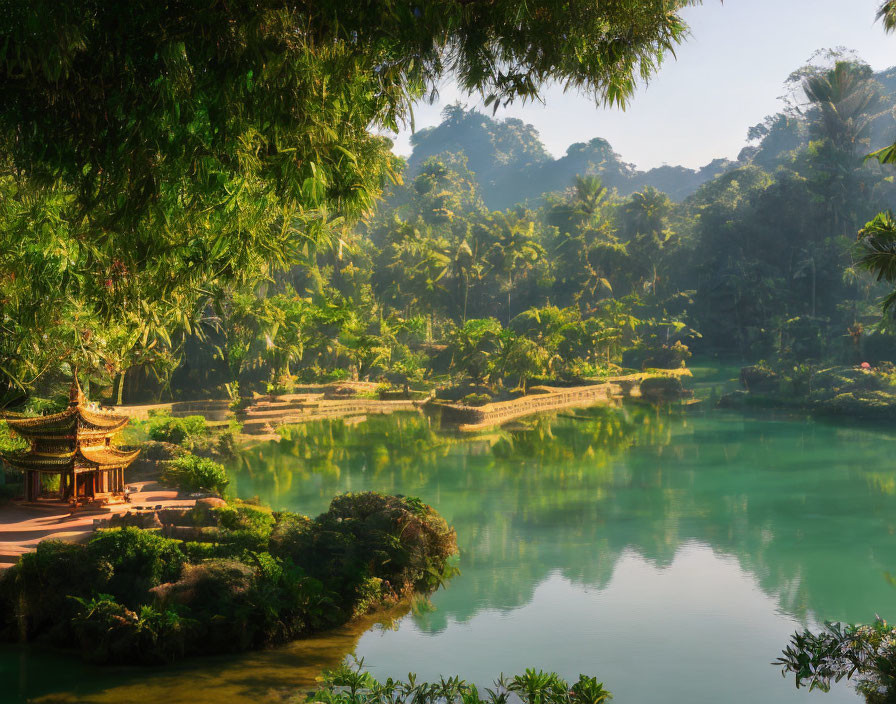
[0,0,700,398]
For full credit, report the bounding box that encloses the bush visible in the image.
[88,528,184,607]
[0,493,457,665]
[461,392,492,407]
[163,454,230,495]
[0,481,20,504]
[271,492,458,605]
[70,594,191,664]
[147,411,208,449]
[0,420,26,454]
[308,663,612,704]
[740,363,780,393]
[639,376,685,401]
[22,396,68,416]
[777,619,896,703]
[0,540,110,643]
[642,341,692,370]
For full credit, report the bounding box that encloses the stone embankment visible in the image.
[113,399,232,421]
[431,370,690,432]
[237,393,426,436]
[112,372,688,437]
[112,385,429,436]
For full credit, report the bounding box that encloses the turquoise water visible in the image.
[4,392,896,702]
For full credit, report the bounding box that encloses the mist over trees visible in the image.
[406,105,736,207]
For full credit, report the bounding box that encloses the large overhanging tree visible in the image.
[0,0,699,400]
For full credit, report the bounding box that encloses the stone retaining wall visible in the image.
[433,383,620,431]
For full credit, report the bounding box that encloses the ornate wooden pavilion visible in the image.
[2,379,140,504]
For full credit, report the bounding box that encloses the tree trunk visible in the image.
[116,369,126,406]
[507,273,513,326]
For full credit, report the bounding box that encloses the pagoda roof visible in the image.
[4,445,140,472]
[3,403,130,440]
[1,378,140,473]
[78,446,141,468]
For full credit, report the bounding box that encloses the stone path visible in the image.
[0,480,196,568]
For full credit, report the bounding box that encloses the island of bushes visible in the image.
[720,361,896,422]
[0,491,457,664]
[0,410,457,665]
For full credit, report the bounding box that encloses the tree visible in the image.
[619,187,675,295]
[446,318,504,384]
[0,1,699,395]
[495,333,548,393]
[853,8,896,320]
[856,211,896,319]
[486,213,546,325]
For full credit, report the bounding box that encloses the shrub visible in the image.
[0,494,456,665]
[88,528,184,607]
[70,594,191,664]
[163,454,230,495]
[461,392,492,407]
[777,619,896,703]
[0,540,110,643]
[642,341,692,370]
[639,376,685,401]
[0,482,20,504]
[271,492,458,605]
[147,411,208,449]
[215,503,275,532]
[308,663,612,704]
[0,420,26,454]
[740,362,780,393]
[136,439,190,462]
[22,396,68,416]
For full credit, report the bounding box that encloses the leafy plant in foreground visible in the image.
[307,661,612,704]
[776,619,896,703]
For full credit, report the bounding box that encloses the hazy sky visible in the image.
[389,0,896,170]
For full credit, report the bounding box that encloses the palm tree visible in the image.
[803,62,881,157]
[802,61,883,235]
[856,211,896,317]
[879,0,896,32]
[488,213,545,325]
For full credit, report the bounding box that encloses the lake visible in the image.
[2,380,894,703]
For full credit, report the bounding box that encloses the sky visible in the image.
[388,0,896,170]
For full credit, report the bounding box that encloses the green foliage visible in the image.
[777,619,896,703]
[146,411,208,449]
[163,455,230,495]
[70,595,191,665]
[0,491,456,665]
[0,420,26,454]
[270,492,458,606]
[87,528,184,608]
[462,393,493,407]
[639,376,685,401]
[0,540,110,643]
[308,663,612,704]
[0,0,697,400]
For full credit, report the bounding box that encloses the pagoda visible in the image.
[2,378,140,504]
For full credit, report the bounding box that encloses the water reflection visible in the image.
[6,404,895,702]
[231,408,896,631]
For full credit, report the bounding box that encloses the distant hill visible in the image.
[402,63,896,209]
[404,105,735,208]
